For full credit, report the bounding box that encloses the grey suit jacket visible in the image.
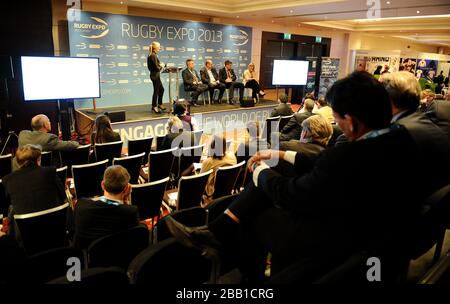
[270,103,294,118]
[280,112,315,142]
[18,130,79,151]
[426,100,450,141]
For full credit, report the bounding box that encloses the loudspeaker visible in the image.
[105,110,126,123]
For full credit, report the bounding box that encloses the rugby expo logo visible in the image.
[229,30,249,46]
[73,17,109,39]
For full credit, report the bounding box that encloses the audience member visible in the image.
[159,116,195,150]
[200,135,237,206]
[173,103,198,131]
[315,96,334,123]
[91,114,121,145]
[426,99,450,140]
[270,93,293,117]
[280,115,332,156]
[73,165,140,249]
[279,98,315,142]
[236,121,270,164]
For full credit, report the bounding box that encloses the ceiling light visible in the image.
[324,16,328,19]
[353,14,450,22]
[120,1,124,4]
[236,16,240,18]
[416,10,420,14]
[199,11,202,14]
[271,20,275,23]
[290,10,294,14]
[386,1,390,4]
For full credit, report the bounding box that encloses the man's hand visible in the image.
[248,150,284,172]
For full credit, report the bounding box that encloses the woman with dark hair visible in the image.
[172,103,198,131]
[91,114,121,145]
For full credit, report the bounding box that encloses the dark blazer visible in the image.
[147,53,162,75]
[425,100,450,141]
[236,139,270,164]
[159,131,195,151]
[90,131,121,145]
[257,126,450,261]
[73,198,140,249]
[280,112,315,141]
[200,67,219,84]
[182,68,201,90]
[279,141,325,157]
[270,103,294,118]
[219,67,237,83]
[3,164,66,215]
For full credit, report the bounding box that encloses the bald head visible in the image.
[31,115,51,132]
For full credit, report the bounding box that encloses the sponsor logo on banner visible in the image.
[73,17,109,39]
[230,30,249,46]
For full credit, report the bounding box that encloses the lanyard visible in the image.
[357,124,399,141]
[98,196,120,206]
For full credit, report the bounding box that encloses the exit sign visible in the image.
[315,36,322,43]
[284,33,292,40]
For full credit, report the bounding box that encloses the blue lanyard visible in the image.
[98,197,120,206]
[357,124,400,141]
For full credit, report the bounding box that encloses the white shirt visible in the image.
[207,69,216,83]
[252,151,297,186]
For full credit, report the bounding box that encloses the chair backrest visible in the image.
[113,153,144,184]
[128,137,153,164]
[131,177,169,221]
[0,153,12,178]
[155,135,166,151]
[72,160,108,199]
[48,266,129,284]
[262,116,280,143]
[128,237,213,284]
[40,151,53,167]
[60,144,91,177]
[14,203,69,255]
[419,251,450,284]
[177,169,212,211]
[87,225,149,269]
[94,141,123,165]
[155,207,207,243]
[193,130,203,145]
[279,114,294,131]
[56,166,67,186]
[27,246,85,283]
[178,144,204,177]
[206,194,239,224]
[148,147,176,182]
[0,180,9,217]
[212,161,245,199]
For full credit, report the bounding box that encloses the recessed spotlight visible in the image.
[290,10,294,14]
[120,1,124,4]
[386,1,390,4]
[416,10,420,14]
[199,11,202,14]
[236,16,240,18]
[271,20,275,23]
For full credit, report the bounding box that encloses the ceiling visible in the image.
[86,0,450,46]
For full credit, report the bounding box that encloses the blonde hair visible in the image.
[166,116,183,134]
[16,144,42,168]
[149,41,160,54]
[248,63,255,70]
[301,115,333,147]
[421,89,435,99]
[380,71,421,110]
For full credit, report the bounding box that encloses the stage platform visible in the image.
[75,99,278,147]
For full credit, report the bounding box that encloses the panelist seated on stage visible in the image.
[182,59,208,107]
[243,63,265,102]
[219,60,244,105]
[90,114,121,145]
[200,59,226,104]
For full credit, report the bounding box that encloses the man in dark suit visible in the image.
[219,60,244,105]
[426,99,450,141]
[181,59,208,107]
[279,98,315,141]
[165,71,450,281]
[74,165,140,249]
[200,60,226,104]
[270,93,294,117]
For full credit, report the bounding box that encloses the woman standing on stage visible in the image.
[243,63,265,102]
[147,41,166,114]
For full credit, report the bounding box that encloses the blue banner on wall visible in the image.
[68,11,252,109]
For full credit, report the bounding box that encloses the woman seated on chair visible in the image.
[243,63,265,102]
[172,103,198,132]
[91,114,121,145]
[200,134,237,207]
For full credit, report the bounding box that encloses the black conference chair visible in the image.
[48,267,129,284]
[87,225,149,270]
[56,166,68,186]
[113,153,144,184]
[262,116,280,144]
[40,151,53,167]
[155,135,166,151]
[128,137,153,165]
[419,251,450,284]
[148,147,176,182]
[279,114,294,131]
[175,169,212,211]
[131,177,169,221]
[72,159,108,199]
[212,161,245,200]
[206,194,239,224]
[27,246,85,283]
[234,162,251,193]
[178,144,205,178]
[193,130,203,146]
[60,144,90,177]
[0,180,9,217]
[128,237,217,284]
[328,124,343,148]
[14,202,69,255]
[155,207,207,243]
[94,141,123,165]
[0,153,12,178]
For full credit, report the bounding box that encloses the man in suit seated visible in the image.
[200,59,226,104]
[235,121,270,164]
[219,60,244,105]
[15,114,79,170]
[426,98,450,141]
[3,144,66,240]
[270,93,294,117]
[73,165,140,249]
[182,59,208,107]
[279,98,315,142]
[159,116,195,150]
[165,71,450,282]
